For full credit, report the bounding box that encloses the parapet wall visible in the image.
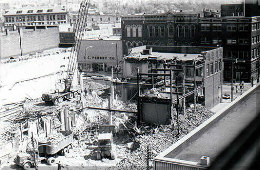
[154,83,260,169]
[0,27,59,59]
[146,46,217,54]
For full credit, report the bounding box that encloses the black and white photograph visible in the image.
[0,0,259,169]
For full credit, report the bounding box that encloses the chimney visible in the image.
[200,156,210,166]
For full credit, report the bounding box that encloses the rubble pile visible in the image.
[115,104,214,169]
[178,104,215,135]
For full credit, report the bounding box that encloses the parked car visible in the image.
[222,93,231,99]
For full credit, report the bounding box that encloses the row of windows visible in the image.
[206,59,222,77]
[252,23,260,31]
[252,35,260,44]
[146,25,196,38]
[200,24,249,32]
[200,37,250,45]
[5,14,66,23]
[226,51,250,59]
[126,26,142,38]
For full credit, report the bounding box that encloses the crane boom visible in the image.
[42,0,90,104]
[64,0,90,92]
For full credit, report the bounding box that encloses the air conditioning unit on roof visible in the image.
[200,156,210,166]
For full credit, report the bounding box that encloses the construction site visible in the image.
[0,1,232,170]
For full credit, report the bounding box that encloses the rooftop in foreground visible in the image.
[155,85,259,168]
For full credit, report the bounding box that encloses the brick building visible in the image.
[121,2,260,82]
[3,7,68,30]
[121,12,200,54]
[123,46,223,109]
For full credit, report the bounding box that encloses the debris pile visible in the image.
[115,104,214,169]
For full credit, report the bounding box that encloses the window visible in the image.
[177,26,180,37]
[161,26,165,37]
[100,18,102,21]
[252,23,257,31]
[238,24,249,31]
[138,26,142,37]
[148,26,153,37]
[212,24,222,31]
[215,61,218,72]
[219,60,222,71]
[168,25,174,37]
[190,25,196,37]
[47,9,53,12]
[227,39,237,44]
[210,63,214,74]
[227,24,237,31]
[16,10,22,14]
[132,26,137,37]
[201,24,210,31]
[212,38,222,44]
[27,10,33,13]
[37,10,43,13]
[239,38,249,45]
[201,37,210,44]
[126,26,131,37]
[207,64,210,76]
[184,26,189,38]
[155,26,159,37]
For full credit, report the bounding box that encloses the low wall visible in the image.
[154,83,260,169]
[0,27,59,59]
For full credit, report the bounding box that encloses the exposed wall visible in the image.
[0,27,59,59]
[203,47,223,109]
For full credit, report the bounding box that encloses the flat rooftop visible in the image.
[163,86,258,164]
[126,46,202,61]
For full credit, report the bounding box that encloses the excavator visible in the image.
[42,0,89,105]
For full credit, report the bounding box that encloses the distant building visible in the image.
[121,3,260,83]
[3,7,68,30]
[69,12,121,28]
[221,0,260,17]
[77,40,123,74]
[124,46,223,109]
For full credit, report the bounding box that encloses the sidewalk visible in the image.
[211,82,260,113]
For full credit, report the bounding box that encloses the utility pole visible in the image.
[137,68,141,125]
[194,60,197,113]
[176,72,180,137]
[182,64,186,115]
[146,145,150,170]
[231,59,234,102]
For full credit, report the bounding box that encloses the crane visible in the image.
[42,0,90,104]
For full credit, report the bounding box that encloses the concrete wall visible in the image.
[123,60,149,78]
[0,27,59,59]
